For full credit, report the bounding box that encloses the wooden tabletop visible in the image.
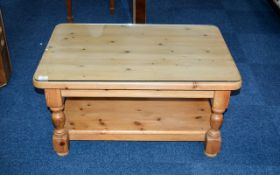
[34,24,241,90]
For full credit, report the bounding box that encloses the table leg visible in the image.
[66,0,74,23]
[205,91,230,157]
[45,89,69,156]
[110,0,115,15]
[133,0,146,23]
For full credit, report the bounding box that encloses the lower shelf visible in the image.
[64,98,212,141]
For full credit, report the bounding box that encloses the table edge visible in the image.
[33,77,242,91]
[54,23,222,29]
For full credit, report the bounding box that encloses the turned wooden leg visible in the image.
[45,89,69,156]
[133,0,146,23]
[66,0,73,23]
[110,0,115,15]
[205,91,230,157]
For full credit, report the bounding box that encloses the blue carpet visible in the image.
[0,0,280,174]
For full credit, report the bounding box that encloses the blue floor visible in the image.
[0,0,280,174]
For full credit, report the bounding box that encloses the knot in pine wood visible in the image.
[192,81,198,89]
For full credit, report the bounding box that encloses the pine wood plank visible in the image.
[61,90,214,98]
[64,98,212,141]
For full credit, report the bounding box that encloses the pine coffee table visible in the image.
[33,24,242,157]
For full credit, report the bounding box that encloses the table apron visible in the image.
[61,89,214,98]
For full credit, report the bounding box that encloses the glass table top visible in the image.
[34,24,241,83]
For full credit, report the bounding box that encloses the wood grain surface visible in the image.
[64,98,211,141]
[34,24,241,86]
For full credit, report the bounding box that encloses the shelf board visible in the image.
[64,98,211,141]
